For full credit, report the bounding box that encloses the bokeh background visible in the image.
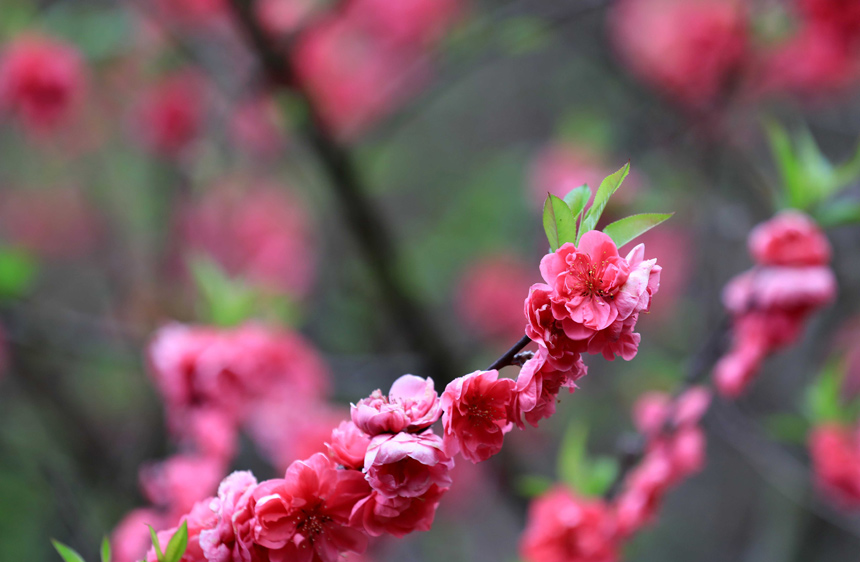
[2,0,860,560]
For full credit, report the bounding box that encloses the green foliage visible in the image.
[42,4,133,62]
[765,120,860,215]
[556,424,619,497]
[804,360,860,425]
[496,16,553,55]
[543,194,579,252]
[541,163,671,252]
[190,258,300,327]
[517,474,553,498]
[578,162,630,242]
[816,201,860,228]
[149,526,164,562]
[52,541,86,562]
[764,413,810,445]
[0,246,38,300]
[602,213,674,249]
[100,537,110,562]
[163,522,189,562]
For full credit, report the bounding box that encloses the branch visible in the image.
[224,0,462,382]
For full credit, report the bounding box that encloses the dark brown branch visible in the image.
[487,335,532,371]
[225,0,462,383]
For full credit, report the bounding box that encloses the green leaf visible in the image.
[51,540,86,562]
[580,457,619,497]
[602,213,674,249]
[765,120,804,209]
[0,247,38,299]
[563,185,591,236]
[579,163,630,241]
[764,413,810,445]
[516,474,553,498]
[542,194,578,252]
[163,521,188,562]
[805,361,845,423]
[815,201,860,228]
[148,526,164,562]
[100,536,110,562]
[557,424,588,489]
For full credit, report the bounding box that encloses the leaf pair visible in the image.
[51,537,110,562]
[556,424,619,498]
[52,522,188,562]
[542,162,673,252]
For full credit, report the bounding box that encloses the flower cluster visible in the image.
[177,179,317,297]
[809,423,860,509]
[132,70,206,158]
[714,211,836,397]
[112,323,336,562]
[0,34,86,136]
[610,0,860,107]
[520,387,710,562]
[291,0,461,138]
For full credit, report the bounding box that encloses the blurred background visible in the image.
[2,0,860,560]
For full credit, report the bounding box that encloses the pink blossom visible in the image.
[364,431,453,498]
[350,484,447,538]
[139,454,226,520]
[146,498,217,562]
[351,374,441,436]
[610,0,748,108]
[132,71,205,157]
[152,0,228,27]
[327,421,372,470]
[229,96,286,158]
[809,424,860,509]
[199,471,259,562]
[256,0,317,36]
[515,349,587,429]
[178,180,317,297]
[634,226,692,322]
[530,231,660,362]
[185,407,238,462]
[0,187,101,259]
[456,255,534,343]
[344,0,462,49]
[251,454,370,562]
[748,211,832,267]
[440,370,517,462]
[112,508,166,562]
[292,16,427,139]
[520,486,619,562]
[0,34,85,135]
[798,0,860,48]
[613,450,673,537]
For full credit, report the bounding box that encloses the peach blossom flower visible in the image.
[364,431,453,498]
[809,424,860,509]
[351,375,441,436]
[327,421,372,470]
[440,370,517,462]
[520,486,619,562]
[350,484,447,538]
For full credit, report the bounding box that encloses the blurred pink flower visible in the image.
[456,255,534,343]
[351,374,441,436]
[364,431,453,498]
[749,210,831,267]
[255,0,317,36]
[610,0,748,108]
[613,450,673,537]
[0,187,101,259]
[809,424,860,509]
[344,0,462,49]
[0,34,86,135]
[714,211,836,398]
[112,508,166,562]
[139,454,226,520]
[229,96,286,158]
[440,369,517,462]
[520,486,619,562]
[178,181,317,297]
[132,71,205,157]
